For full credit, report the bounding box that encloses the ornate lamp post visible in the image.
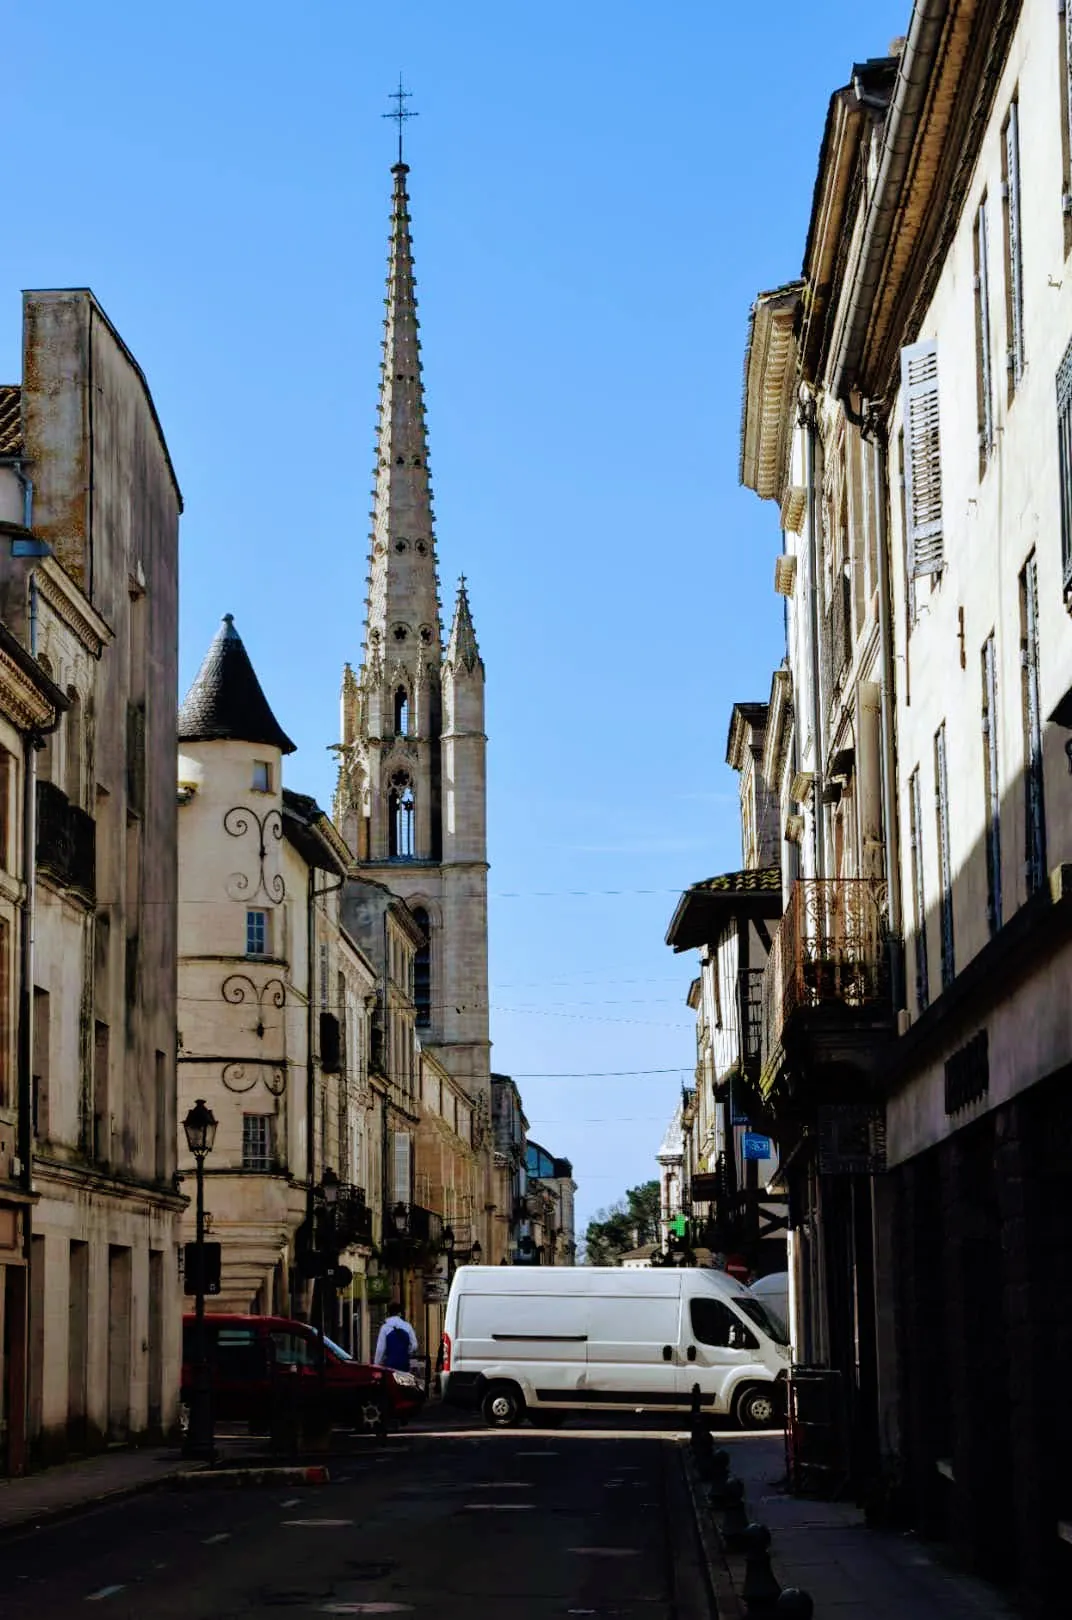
[182,1098,217,1459]
[470,1239,483,1266]
[318,1167,340,1354]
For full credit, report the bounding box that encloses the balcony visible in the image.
[334,1184,373,1248]
[762,878,892,1092]
[36,780,95,904]
[383,1201,444,1259]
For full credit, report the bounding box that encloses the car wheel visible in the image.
[482,1382,525,1429]
[356,1393,390,1435]
[733,1383,780,1430]
[531,1409,566,1428]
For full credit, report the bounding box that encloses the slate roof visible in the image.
[178,614,296,753]
[0,386,22,456]
[665,865,783,952]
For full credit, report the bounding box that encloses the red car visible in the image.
[180,1313,424,1433]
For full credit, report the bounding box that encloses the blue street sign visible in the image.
[743,1133,772,1161]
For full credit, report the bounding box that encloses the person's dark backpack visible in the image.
[383,1324,411,1371]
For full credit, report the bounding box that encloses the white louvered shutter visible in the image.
[901,340,944,577]
[1004,103,1024,385]
[392,1130,412,1204]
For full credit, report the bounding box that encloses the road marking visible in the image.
[283,1518,354,1527]
[569,1547,639,1557]
[320,1600,412,1613]
[203,1532,231,1545]
[86,1586,126,1602]
[280,1497,301,1507]
[468,1481,533,1488]
[463,1502,535,1510]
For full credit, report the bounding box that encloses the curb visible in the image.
[0,1464,202,1542]
[170,1464,330,1488]
[681,1449,745,1619]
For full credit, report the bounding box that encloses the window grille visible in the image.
[1002,100,1024,393]
[1020,554,1047,894]
[934,724,955,989]
[973,201,994,467]
[981,634,1002,934]
[242,1113,273,1170]
[246,909,268,956]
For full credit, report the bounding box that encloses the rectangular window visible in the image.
[0,748,11,870]
[909,769,929,1011]
[973,199,994,469]
[934,724,955,990]
[252,760,272,793]
[392,1130,412,1205]
[1020,553,1047,895]
[1002,100,1024,395]
[32,986,50,1138]
[981,635,1002,935]
[246,909,268,956]
[1059,337,1072,605]
[901,340,944,576]
[242,1113,273,1170]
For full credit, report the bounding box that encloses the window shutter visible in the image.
[975,204,993,454]
[934,724,955,987]
[392,1130,412,1204]
[1058,338,1072,599]
[982,636,1002,932]
[909,770,929,1010]
[1005,105,1024,384]
[901,340,944,576]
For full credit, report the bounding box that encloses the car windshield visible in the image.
[322,1335,352,1363]
[735,1296,789,1347]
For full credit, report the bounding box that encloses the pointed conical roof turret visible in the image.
[179,614,296,753]
[365,162,442,670]
[446,575,483,675]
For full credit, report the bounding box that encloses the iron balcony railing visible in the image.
[36,780,96,903]
[763,878,890,1070]
[334,1184,373,1248]
[383,1201,444,1248]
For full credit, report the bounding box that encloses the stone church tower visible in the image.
[335,159,493,1204]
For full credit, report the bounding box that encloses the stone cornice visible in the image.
[740,283,804,502]
[35,556,114,657]
[0,642,59,732]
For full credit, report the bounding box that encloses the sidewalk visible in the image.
[0,1448,191,1536]
[706,1436,1022,1620]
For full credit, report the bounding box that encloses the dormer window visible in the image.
[252,760,272,793]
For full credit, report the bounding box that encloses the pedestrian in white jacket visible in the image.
[374,1304,418,1371]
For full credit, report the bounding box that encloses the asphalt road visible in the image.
[0,1422,714,1619]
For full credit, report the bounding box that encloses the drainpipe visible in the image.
[801,393,826,878]
[867,418,905,1012]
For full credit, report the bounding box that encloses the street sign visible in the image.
[743,1133,772,1161]
[183,1241,221,1296]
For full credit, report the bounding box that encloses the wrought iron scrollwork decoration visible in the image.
[221,973,287,1039]
[223,805,285,905]
[221,1060,288,1097]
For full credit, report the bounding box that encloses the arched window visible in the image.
[412,906,431,1028]
[388,772,415,859]
[394,687,409,735]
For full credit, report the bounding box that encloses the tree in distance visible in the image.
[583,1179,661,1266]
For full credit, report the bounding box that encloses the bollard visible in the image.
[707,1446,732,1507]
[775,1591,814,1618]
[719,1476,751,1551]
[741,1522,781,1615]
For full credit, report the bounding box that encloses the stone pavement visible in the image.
[0,1448,191,1536]
[712,1435,1023,1619]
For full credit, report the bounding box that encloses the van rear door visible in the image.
[584,1288,682,1411]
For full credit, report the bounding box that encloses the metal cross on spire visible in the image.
[383,75,417,164]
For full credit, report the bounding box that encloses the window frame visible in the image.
[981,633,1002,936]
[1020,553,1047,896]
[900,339,945,577]
[1058,337,1072,606]
[908,768,929,1011]
[251,759,272,794]
[242,1111,274,1171]
[934,723,955,990]
[1002,97,1025,398]
[973,197,994,471]
[246,908,269,957]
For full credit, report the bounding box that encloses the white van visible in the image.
[441,1265,789,1429]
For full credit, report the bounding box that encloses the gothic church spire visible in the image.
[365,162,441,670]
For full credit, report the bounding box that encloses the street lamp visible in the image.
[317,1167,341,1360]
[182,1098,217,1460]
[470,1239,483,1265]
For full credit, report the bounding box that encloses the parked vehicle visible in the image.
[440,1265,789,1429]
[180,1313,424,1433]
[748,1271,789,1340]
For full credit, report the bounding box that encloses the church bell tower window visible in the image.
[389,772,415,859]
[394,687,410,735]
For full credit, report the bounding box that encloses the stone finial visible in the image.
[446,575,483,675]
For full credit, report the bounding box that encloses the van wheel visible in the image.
[482,1382,524,1429]
[531,1410,565,1429]
[733,1383,780,1430]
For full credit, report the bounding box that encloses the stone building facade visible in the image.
[735,2,1072,1607]
[0,290,184,1470]
[176,616,379,1348]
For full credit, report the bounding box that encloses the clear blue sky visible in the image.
[8,1,910,1235]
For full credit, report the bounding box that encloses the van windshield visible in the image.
[736,1296,789,1347]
